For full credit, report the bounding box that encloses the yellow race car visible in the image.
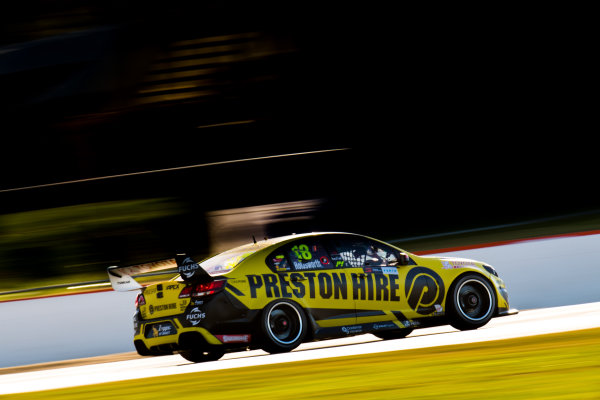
[108,232,515,362]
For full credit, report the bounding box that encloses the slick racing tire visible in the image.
[179,348,225,363]
[373,328,413,340]
[260,300,307,354]
[447,273,496,331]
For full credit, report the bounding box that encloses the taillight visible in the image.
[135,293,146,307]
[179,280,226,298]
[194,280,226,296]
[178,286,193,298]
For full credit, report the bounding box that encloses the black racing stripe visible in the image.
[355,310,387,318]
[309,309,388,320]
[307,308,356,320]
[226,284,244,296]
[392,310,408,322]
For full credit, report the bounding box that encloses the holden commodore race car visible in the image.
[108,232,516,362]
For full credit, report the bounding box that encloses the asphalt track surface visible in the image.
[1,301,599,395]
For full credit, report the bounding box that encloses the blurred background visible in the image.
[0,2,596,291]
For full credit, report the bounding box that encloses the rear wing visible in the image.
[107,254,212,292]
[107,259,177,292]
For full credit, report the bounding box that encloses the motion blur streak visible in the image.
[206,199,322,253]
[0,148,348,193]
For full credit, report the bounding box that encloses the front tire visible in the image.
[447,274,496,331]
[260,300,307,354]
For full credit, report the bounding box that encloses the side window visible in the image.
[287,241,332,271]
[326,235,399,268]
[266,252,291,272]
[371,242,400,266]
[266,240,333,272]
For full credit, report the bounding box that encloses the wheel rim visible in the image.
[267,302,302,345]
[456,279,493,321]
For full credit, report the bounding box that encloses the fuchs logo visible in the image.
[186,307,206,326]
[179,257,200,279]
[405,267,445,315]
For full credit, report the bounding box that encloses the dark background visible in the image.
[0,2,596,279]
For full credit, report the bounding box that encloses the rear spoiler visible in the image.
[107,254,212,292]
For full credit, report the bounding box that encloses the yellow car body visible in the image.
[109,232,514,362]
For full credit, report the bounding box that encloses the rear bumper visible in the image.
[134,289,257,355]
[134,316,223,355]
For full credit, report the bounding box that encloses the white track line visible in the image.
[1,302,599,395]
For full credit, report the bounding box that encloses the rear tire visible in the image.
[179,348,225,363]
[373,328,413,340]
[134,340,153,356]
[447,274,496,331]
[260,300,307,354]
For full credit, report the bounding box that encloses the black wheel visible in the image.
[179,348,225,363]
[447,274,496,330]
[134,340,153,356]
[260,300,307,354]
[373,328,413,340]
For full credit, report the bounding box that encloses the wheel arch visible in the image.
[445,271,499,315]
[258,298,312,352]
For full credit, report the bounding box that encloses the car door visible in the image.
[324,235,411,329]
[266,238,356,328]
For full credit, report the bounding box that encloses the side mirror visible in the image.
[398,252,410,266]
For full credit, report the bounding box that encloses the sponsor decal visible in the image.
[247,271,401,302]
[179,257,201,279]
[180,300,189,311]
[154,323,176,337]
[373,322,397,330]
[151,303,177,312]
[341,325,363,335]
[442,260,478,270]
[216,334,251,343]
[381,267,399,275]
[186,307,206,326]
[401,320,421,328]
[330,253,342,261]
[245,266,445,311]
[405,267,445,315]
[362,266,398,275]
[293,259,324,270]
[145,322,177,338]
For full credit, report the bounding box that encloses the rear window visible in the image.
[202,250,254,275]
[200,241,272,275]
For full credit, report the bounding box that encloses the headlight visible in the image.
[483,264,498,277]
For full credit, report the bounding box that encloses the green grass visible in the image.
[6,328,600,399]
